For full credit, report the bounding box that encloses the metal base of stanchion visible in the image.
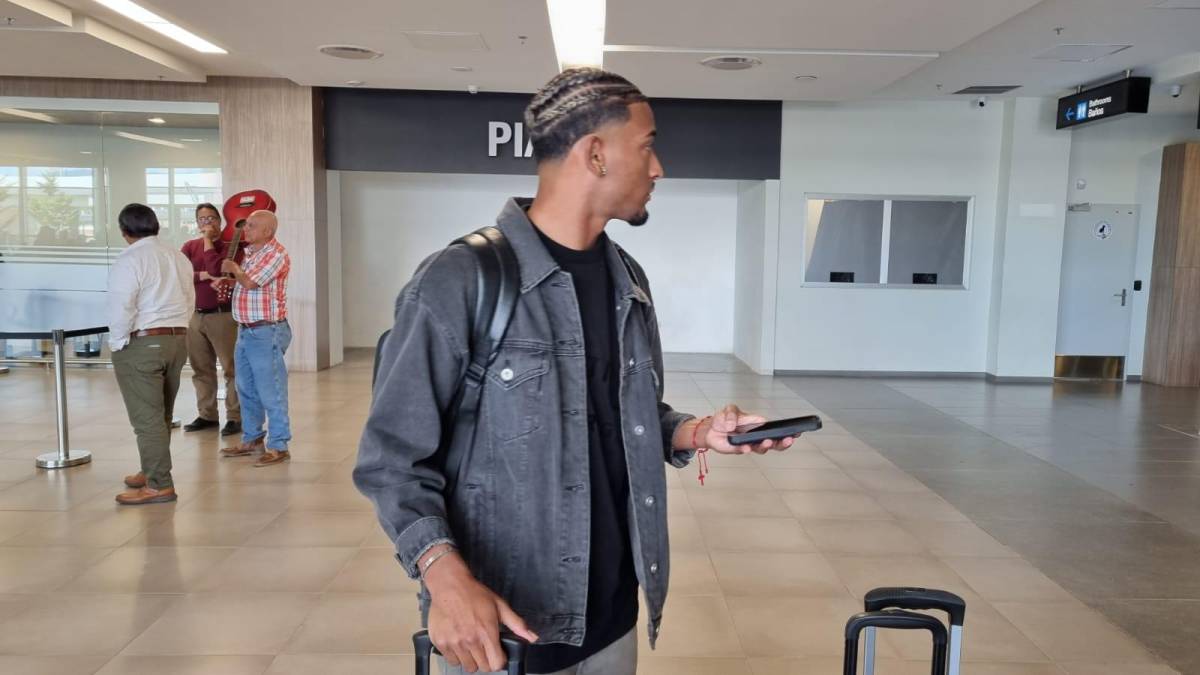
[0,366,9,375]
[37,450,92,469]
[170,417,182,429]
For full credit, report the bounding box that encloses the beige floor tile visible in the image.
[286,483,375,512]
[728,595,874,657]
[668,551,723,596]
[0,594,36,623]
[682,467,772,491]
[127,512,277,547]
[882,599,1052,664]
[826,555,972,600]
[0,546,115,593]
[942,557,1077,603]
[752,450,839,470]
[1059,664,1180,675]
[123,593,320,655]
[0,476,111,511]
[229,461,337,484]
[284,592,421,654]
[801,520,926,556]
[698,516,815,553]
[6,508,170,547]
[780,490,893,520]
[711,551,847,597]
[0,656,112,675]
[0,460,39,483]
[809,436,875,453]
[327,547,421,593]
[874,493,969,522]
[821,450,898,470]
[686,489,792,518]
[0,593,175,656]
[642,595,744,657]
[361,521,395,548]
[0,510,57,543]
[264,654,409,675]
[94,655,274,675]
[666,488,692,516]
[245,512,376,547]
[846,468,932,494]
[192,546,357,592]
[62,546,237,593]
[897,520,1019,558]
[750,657,930,675]
[763,468,861,492]
[993,602,1161,663]
[638,655,754,675]
[180,483,295,513]
[667,515,707,553]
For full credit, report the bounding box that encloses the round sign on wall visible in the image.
[1094,221,1112,240]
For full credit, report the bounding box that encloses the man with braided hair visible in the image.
[356,68,790,674]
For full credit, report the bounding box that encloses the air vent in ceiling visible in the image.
[403,31,489,52]
[318,45,383,60]
[1034,44,1132,62]
[700,56,762,71]
[953,85,1022,95]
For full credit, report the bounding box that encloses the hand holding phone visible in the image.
[727,415,822,446]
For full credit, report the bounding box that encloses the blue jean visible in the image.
[235,320,291,451]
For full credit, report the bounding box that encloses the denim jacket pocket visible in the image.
[484,345,549,441]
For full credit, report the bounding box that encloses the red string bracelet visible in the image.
[692,416,712,486]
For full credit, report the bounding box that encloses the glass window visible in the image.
[0,166,18,246]
[887,200,968,286]
[804,199,884,284]
[24,167,96,246]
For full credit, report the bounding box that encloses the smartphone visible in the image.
[727,415,822,446]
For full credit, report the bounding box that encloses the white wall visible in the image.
[734,181,766,370]
[339,172,739,353]
[774,100,1004,373]
[326,170,344,367]
[1066,86,1200,376]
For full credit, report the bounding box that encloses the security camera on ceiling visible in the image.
[1168,84,1183,98]
[973,96,988,109]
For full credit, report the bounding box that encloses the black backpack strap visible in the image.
[442,225,519,490]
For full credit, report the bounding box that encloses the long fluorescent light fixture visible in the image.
[546,0,604,70]
[0,108,59,123]
[115,131,184,149]
[93,0,226,53]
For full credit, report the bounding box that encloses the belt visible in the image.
[196,306,231,314]
[239,319,284,329]
[133,327,187,338]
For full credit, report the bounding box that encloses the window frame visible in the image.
[801,193,975,291]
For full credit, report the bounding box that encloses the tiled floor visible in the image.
[0,352,1189,674]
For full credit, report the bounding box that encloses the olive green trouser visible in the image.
[112,334,187,490]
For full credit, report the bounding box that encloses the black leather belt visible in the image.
[196,307,231,314]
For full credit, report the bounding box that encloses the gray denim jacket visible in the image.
[354,197,695,648]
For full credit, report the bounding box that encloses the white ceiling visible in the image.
[0,0,1198,101]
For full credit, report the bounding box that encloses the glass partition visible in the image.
[0,100,220,363]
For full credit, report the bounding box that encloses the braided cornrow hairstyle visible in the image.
[525,68,648,162]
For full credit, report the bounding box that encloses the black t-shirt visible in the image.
[528,225,638,673]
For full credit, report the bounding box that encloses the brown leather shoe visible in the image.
[220,437,264,458]
[115,486,178,505]
[254,449,290,467]
[123,472,146,488]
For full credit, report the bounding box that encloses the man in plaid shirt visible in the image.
[216,210,294,467]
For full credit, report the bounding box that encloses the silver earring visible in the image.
[599,165,608,176]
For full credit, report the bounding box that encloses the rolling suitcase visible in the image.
[845,586,966,675]
[413,630,529,675]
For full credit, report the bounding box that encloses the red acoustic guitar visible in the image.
[214,189,276,303]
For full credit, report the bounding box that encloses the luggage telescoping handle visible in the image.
[862,587,965,675]
[864,587,966,626]
[844,610,948,675]
[413,630,529,675]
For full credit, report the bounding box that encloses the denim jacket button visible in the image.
[499,368,514,382]
[633,425,645,436]
[644,495,655,507]
[628,358,635,367]
[649,562,659,574]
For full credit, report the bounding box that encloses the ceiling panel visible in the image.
[604,51,933,101]
[0,29,196,81]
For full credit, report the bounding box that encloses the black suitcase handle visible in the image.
[864,587,966,626]
[413,630,529,675]
[844,610,948,675]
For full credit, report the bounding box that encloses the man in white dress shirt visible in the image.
[107,203,194,505]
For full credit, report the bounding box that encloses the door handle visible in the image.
[1113,289,1127,307]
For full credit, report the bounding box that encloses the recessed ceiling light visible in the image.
[546,0,604,70]
[319,44,382,60]
[115,131,184,149]
[0,108,58,123]
[795,75,818,81]
[451,66,474,72]
[178,138,203,142]
[80,151,94,155]
[700,55,762,71]
[147,117,165,124]
[1034,44,1132,62]
[93,0,226,53]
[344,80,366,87]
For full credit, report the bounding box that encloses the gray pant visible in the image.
[438,628,637,675]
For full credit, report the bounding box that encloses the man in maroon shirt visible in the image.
[180,203,242,436]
